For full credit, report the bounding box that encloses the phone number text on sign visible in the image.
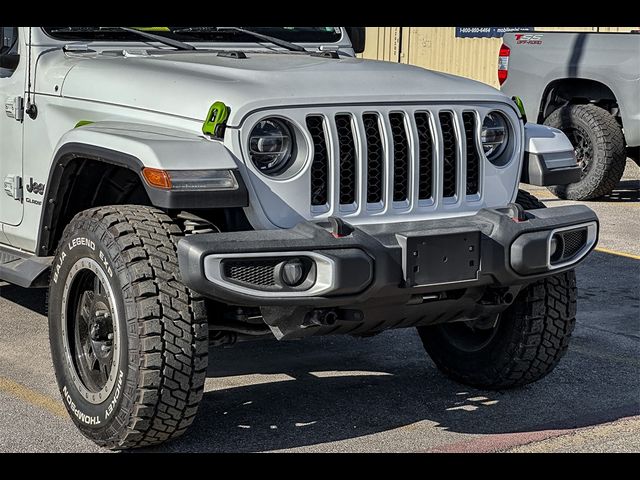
[455,27,533,38]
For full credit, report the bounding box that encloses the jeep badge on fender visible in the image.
[0,27,599,450]
[25,177,45,195]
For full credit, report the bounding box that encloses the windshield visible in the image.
[43,27,342,43]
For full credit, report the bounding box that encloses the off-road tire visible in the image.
[48,205,208,449]
[544,104,626,200]
[417,191,577,389]
[514,189,546,210]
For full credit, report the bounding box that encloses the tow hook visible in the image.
[328,217,354,238]
[303,309,339,328]
[510,203,527,222]
[302,308,365,328]
[480,288,516,306]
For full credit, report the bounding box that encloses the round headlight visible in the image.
[249,118,295,175]
[481,112,510,161]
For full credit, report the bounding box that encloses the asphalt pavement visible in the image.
[0,161,638,453]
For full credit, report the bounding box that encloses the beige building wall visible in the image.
[362,27,638,87]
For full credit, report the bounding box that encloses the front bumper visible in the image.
[178,204,598,308]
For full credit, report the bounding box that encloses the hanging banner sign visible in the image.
[455,27,534,38]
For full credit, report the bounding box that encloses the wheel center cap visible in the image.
[89,299,113,360]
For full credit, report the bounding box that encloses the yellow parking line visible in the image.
[0,377,66,417]
[602,202,640,208]
[595,247,640,260]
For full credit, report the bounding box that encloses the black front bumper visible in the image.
[178,204,598,308]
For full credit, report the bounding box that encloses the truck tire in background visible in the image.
[544,104,626,200]
[48,205,208,449]
[417,190,577,389]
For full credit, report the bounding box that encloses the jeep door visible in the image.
[0,26,24,226]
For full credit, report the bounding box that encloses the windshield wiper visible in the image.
[50,27,196,51]
[117,27,196,50]
[174,27,306,52]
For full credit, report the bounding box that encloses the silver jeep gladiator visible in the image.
[500,30,640,200]
[0,27,598,449]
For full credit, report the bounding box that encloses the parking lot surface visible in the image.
[0,161,638,453]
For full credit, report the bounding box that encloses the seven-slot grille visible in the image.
[307,109,482,210]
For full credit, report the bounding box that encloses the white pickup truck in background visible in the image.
[500,31,640,200]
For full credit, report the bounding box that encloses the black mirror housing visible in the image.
[345,27,366,54]
[0,53,19,69]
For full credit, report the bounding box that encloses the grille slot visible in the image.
[463,112,480,195]
[561,228,588,258]
[389,113,410,202]
[439,112,458,198]
[363,114,384,204]
[223,259,279,287]
[307,116,329,206]
[335,114,357,205]
[414,112,433,200]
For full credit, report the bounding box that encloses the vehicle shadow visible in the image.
[0,282,47,315]
[602,179,640,203]
[147,330,637,452]
[540,179,640,204]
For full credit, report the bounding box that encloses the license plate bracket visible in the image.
[402,231,481,287]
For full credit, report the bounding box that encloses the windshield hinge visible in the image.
[311,50,340,59]
[4,96,24,122]
[3,175,23,201]
[63,43,92,53]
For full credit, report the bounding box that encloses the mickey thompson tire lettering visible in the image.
[48,205,209,449]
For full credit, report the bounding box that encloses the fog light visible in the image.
[281,259,305,286]
[550,234,563,262]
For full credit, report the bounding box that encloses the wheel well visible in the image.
[538,78,621,125]
[39,158,151,256]
[38,156,253,256]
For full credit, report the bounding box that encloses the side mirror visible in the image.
[345,27,366,54]
[0,53,19,69]
[1,27,13,53]
[0,27,19,70]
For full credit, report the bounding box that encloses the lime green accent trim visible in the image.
[74,120,94,128]
[202,101,230,137]
[512,96,527,120]
[130,27,171,32]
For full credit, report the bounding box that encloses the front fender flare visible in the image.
[38,122,248,255]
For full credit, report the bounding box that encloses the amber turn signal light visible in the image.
[142,168,172,189]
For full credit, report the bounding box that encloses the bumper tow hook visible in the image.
[303,309,339,328]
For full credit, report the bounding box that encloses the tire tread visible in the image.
[56,205,208,449]
[418,191,577,389]
[545,104,626,200]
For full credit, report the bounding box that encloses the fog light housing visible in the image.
[280,258,305,286]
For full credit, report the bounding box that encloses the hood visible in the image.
[59,50,507,126]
